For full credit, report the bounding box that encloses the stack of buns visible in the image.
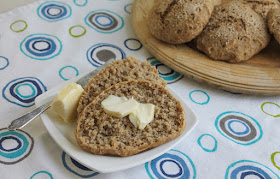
[75,56,186,157]
[148,0,280,63]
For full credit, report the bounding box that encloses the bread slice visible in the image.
[77,56,167,116]
[75,80,186,157]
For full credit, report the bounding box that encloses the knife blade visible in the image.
[8,59,115,131]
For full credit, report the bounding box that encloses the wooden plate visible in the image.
[131,0,280,95]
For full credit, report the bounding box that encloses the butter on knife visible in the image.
[51,82,84,123]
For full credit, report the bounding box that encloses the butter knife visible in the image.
[8,59,115,131]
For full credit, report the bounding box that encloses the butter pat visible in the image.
[101,95,128,106]
[101,95,139,118]
[129,103,155,130]
[101,95,155,130]
[51,82,84,123]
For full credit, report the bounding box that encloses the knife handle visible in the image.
[8,101,52,131]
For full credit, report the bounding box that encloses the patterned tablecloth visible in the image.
[0,0,280,178]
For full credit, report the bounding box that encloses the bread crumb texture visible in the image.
[75,80,186,157]
[77,56,166,116]
[195,1,271,63]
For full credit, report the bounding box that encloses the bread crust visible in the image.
[195,1,271,63]
[75,80,186,157]
[148,0,214,44]
[268,8,280,44]
[237,0,280,20]
[77,56,166,116]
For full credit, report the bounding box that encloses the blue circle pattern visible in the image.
[70,157,91,171]
[228,120,250,135]
[197,134,217,152]
[145,149,196,179]
[225,160,280,179]
[124,38,142,51]
[0,136,22,152]
[42,4,67,20]
[85,9,124,34]
[25,37,56,57]
[62,152,99,178]
[124,3,132,14]
[148,58,183,84]
[59,66,79,81]
[160,160,183,178]
[87,43,126,67]
[30,171,53,179]
[0,131,28,159]
[95,15,113,27]
[10,80,40,103]
[2,77,47,107]
[0,56,9,70]
[151,153,190,179]
[37,1,72,22]
[73,0,88,6]
[15,84,36,99]
[20,33,62,60]
[215,111,263,145]
[189,90,210,105]
[32,40,51,52]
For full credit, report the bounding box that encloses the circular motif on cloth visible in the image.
[2,77,47,107]
[145,149,196,179]
[10,20,27,32]
[0,56,9,70]
[124,38,142,51]
[37,1,72,22]
[0,128,34,164]
[225,160,279,178]
[62,152,99,178]
[189,90,210,105]
[147,57,183,84]
[59,66,79,81]
[87,43,126,67]
[85,9,124,33]
[215,111,262,145]
[197,134,217,152]
[20,33,62,60]
[30,171,53,179]
[69,25,86,38]
[124,3,132,14]
[73,0,87,6]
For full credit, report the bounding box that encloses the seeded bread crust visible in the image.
[75,80,186,157]
[148,0,214,44]
[237,0,280,20]
[77,56,167,116]
[195,1,271,63]
[267,8,280,44]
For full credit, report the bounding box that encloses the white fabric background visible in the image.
[0,0,280,178]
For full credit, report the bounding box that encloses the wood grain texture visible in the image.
[131,0,280,95]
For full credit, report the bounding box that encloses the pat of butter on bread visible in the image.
[101,95,155,129]
[129,103,155,130]
[51,82,84,123]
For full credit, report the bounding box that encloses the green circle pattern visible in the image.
[10,20,27,33]
[271,152,280,170]
[261,102,280,118]
[69,25,87,38]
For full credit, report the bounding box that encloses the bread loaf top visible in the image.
[195,1,271,62]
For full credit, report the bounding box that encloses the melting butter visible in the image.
[101,95,155,129]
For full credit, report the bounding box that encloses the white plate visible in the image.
[35,76,198,173]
